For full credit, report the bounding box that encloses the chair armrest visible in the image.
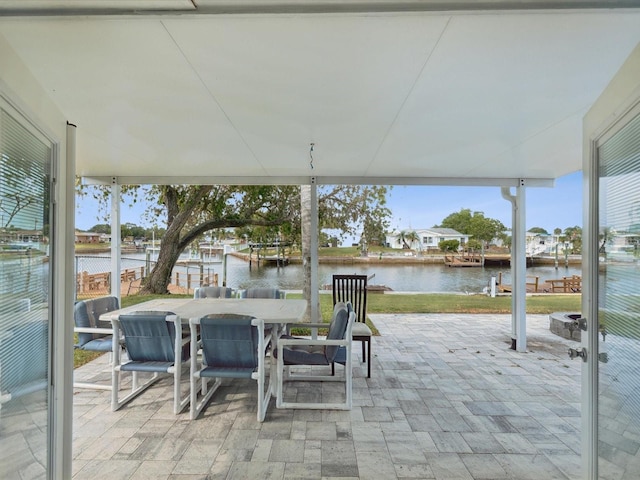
[74,327,114,334]
[278,338,350,347]
[287,322,328,328]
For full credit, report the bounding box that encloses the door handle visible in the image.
[568,347,587,362]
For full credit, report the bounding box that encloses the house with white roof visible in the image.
[386,228,470,251]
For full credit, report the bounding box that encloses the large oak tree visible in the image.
[79,183,390,296]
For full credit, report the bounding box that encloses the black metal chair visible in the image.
[332,274,371,378]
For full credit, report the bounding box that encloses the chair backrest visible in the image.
[199,314,259,374]
[74,296,120,347]
[118,311,185,362]
[332,274,367,323]
[194,286,234,299]
[240,287,283,299]
[324,302,351,362]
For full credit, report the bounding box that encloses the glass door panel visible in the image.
[0,102,52,478]
[597,111,640,478]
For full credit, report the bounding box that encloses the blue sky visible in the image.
[75,171,583,235]
[387,171,583,234]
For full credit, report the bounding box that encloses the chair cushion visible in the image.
[278,345,330,366]
[194,287,233,298]
[325,302,349,362]
[351,322,371,337]
[241,288,281,299]
[78,336,113,352]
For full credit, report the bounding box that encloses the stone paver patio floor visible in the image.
[72,313,582,479]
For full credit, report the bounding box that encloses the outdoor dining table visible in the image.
[99,297,308,397]
[99,297,307,326]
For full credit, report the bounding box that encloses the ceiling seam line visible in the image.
[159,20,269,175]
[363,15,453,176]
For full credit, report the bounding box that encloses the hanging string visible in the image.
[309,143,315,170]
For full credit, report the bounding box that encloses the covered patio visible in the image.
[70,313,580,479]
[2,3,640,478]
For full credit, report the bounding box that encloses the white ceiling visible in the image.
[1,4,640,185]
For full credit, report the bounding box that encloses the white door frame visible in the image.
[582,43,640,480]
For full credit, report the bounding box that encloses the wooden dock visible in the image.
[444,251,483,267]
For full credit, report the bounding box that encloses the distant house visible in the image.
[386,228,470,251]
[74,231,100,244]
[525,231,568,255]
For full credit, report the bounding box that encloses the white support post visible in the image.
[110,179,121,301]
[56,121,77,480]
[513,181,527,352]
[310,178,319,323]
[501,183,527,352]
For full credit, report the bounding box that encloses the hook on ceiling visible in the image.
[309,142,315,170]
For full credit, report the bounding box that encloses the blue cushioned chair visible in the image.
[239,287,285,299]
[275,302,355,410]
[193,286,234,299]
[189,314,271,421]
[111,311,190,414]
[73,296,121,390]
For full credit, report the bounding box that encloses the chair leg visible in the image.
[366,338,371,378]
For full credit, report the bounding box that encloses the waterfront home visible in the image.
[386,228,470,252]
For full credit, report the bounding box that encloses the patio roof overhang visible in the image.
[2,2,640,185]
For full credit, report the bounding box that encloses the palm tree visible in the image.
[397,230,409,249]
[405,231,420,251]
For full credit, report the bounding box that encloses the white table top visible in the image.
[99,297,308,324]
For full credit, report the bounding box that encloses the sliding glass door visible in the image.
[0,98,54,478]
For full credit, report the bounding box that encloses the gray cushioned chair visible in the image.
[73,296,121,390]
[189,314,271,421]
[193,286,234,299]
[111,311,190,414]
[275,302,355,410]
[239,287,285,299]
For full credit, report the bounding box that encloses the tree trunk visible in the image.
[139,185,202,294]
[300,185,313,322]
[140,225,183,294]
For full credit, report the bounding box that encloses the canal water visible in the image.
[76,253,582,294]
[222,257,582,293]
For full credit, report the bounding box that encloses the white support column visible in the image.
[513,181,527,352]
[501,182,527,352]
[310,178,319,323]
[56,122,76,480]
[110,178,121,300]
